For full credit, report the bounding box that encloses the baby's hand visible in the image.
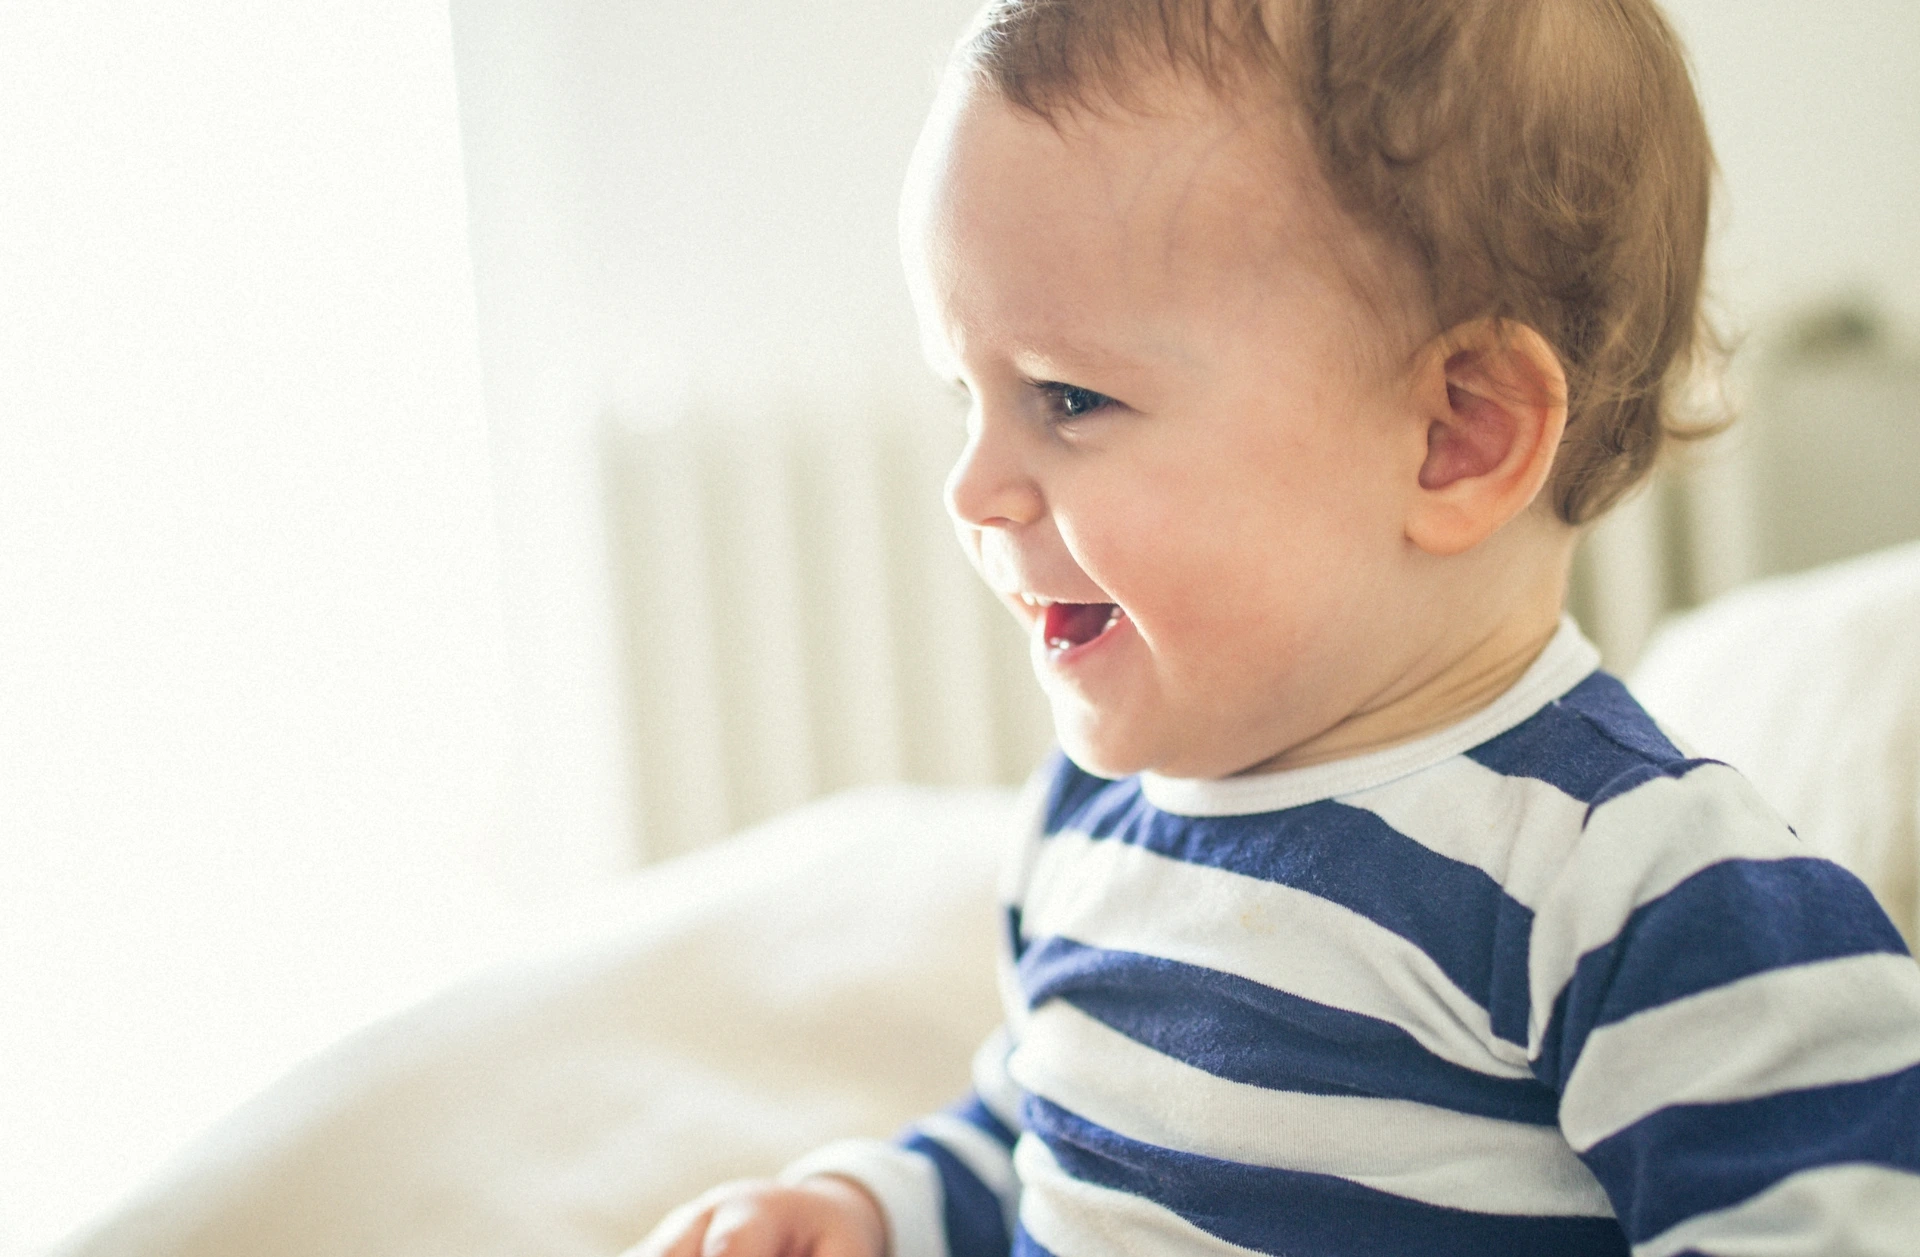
[627,1175,888,1257]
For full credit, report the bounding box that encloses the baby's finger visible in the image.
[624,1198,715,1257]
[698,1194,781,1255]
[813,1230,887,1257]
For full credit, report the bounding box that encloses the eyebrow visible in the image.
[920,321,1194,386]
[1015,338,1132,373]
[1011,331,1193,382]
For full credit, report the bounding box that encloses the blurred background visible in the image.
[2,0,1916,1251]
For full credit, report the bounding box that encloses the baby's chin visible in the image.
[1047,700,1169,783]
[1051,698,1294,783]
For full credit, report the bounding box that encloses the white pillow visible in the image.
[1632,541,1920,944]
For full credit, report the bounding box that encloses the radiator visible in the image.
[606,405,1053,862]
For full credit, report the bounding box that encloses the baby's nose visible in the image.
[945,418,1044,529]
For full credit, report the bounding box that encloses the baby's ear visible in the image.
[1404,319,1568,556]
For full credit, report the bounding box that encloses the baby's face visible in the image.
[902,75,1430,780]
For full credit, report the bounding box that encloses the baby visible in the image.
[639,1,1920,1254]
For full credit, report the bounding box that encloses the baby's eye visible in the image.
[941,378,975,425]
[1037,382,1114,421]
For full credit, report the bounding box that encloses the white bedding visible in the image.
[54,786,1012,1257]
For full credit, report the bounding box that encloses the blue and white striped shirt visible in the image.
[787,623,1920,1255]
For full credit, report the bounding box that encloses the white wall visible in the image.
[1667,0,1920,342]
[1656,0,1920,602]
[0,4,511,1251]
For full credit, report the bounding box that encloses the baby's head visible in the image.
[902,0,1713,781]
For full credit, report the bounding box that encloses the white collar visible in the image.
[1137,616,1600,817]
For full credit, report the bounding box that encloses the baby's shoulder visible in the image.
[1487,670,1806,883]
[1340,669,1830,934]
[1465,669,1702,813]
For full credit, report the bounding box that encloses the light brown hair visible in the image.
[961,0,1718,524]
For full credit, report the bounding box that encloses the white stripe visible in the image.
[998,761,1052,907]
[1014,1136,1268,1257]
[1561,952,1920,1151]
[780,1138,946,1257]
[916,1114,1018,1198]
[1527,764,1806,1051]
[997,942,1031,1041]
[916,1113,1021,1243]
[1023,828,1531,1078]
[1011,1001,1613,1217]
[970,1026,1025,1135]
[1634,1163,1920,1257]
[1341,753,1591,908]
[997,766,1051,1041]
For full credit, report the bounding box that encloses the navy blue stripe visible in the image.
[1557,671,1685,760]
[903,1132,1011,1257]
[1005,904,1028,963]
[1534,858,1908,1090]
[1041,752,1113,833]
[1027,1095,1628,1256]
[1467,672,1680,803]
[1583,1062,1920,1244]
[1486,889,1536,1048]
[1045,786,1528,1029]
[1010,1227,1053,1257]
[1045,766,1155,843]
[954,1093,1020,1149]
[1019,936,1560,1125]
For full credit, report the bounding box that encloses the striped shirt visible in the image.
[786,622,1920,1256]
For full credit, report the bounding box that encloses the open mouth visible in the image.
[1043,601,1125,656]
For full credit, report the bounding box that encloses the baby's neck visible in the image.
[1235,589,1568,778]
